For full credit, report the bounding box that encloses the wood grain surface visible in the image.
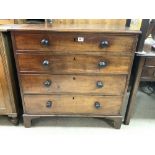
[13,32,137,53]
[0,32,18,117]
[17,53,132,74]
[20,74,126,95]
[24,95,123,115]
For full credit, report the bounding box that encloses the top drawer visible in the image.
[12,32,137,53]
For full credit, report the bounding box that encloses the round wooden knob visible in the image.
[100,40,109,48]
[41,39,49,46]
[96,81,104,88]
[43,60,49,66]
[46,101,52,108]
[94,102,101,109]
[44,80,52,87]
[98,61,107,68]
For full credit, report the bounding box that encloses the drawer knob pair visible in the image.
[46,101,101,109]
[44,80,52,87]
[94,102,101,109]
[41,39,49,46]
[46,101,52,108]
[43,60,107,68]
[40,38,108,47]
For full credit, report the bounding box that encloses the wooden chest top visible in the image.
[0,23,141,34]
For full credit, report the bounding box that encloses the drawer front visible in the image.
[24,95,123,115]
[17,54,131,74]
[20,74,126,95]
[144,57,155,67]
[141,67,155,80]
[13,32,136,53]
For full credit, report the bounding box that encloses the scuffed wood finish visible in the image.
[17,54,132,74]
[24,95,123,115]
[13,32,137,53]
[0,32,19,122]
[20,74,126,95]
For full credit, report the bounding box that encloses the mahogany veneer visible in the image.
[6,24,140,128]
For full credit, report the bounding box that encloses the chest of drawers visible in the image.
[9,24,140,128]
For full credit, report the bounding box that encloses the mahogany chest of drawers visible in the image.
[9,24,140,128]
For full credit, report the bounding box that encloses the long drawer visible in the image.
[13,32,137,53]
[20,74,126,95]
[17,54,131,74]
[24,95,123,115]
